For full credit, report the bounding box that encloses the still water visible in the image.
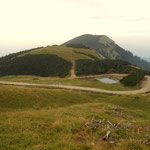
[97,77,119,84]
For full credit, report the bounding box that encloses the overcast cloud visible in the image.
[0,0,150,57]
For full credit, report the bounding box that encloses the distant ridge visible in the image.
[142,57,150,62]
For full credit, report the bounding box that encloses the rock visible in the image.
[102,130,111,141]
[91,142,95,146]
[109,141,115,144]
[33,106,40,110]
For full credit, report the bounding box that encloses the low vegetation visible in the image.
[73,51,99,60]
[0,85,150,149]
[120,73,145,86]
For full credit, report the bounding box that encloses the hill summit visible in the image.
[63,34,150,70]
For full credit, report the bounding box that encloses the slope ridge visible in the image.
[19,46,102,61]
[63,34,150,70]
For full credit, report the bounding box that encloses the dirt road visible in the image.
[70,61,76,78]
[0,76,150,95]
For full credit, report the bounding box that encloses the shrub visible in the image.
[120,72,145,86]
[127,141,142,150]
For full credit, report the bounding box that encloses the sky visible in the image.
[0,0,150,58]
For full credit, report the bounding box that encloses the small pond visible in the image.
[97,77,119,84]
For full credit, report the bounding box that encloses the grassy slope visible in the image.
[128,65,141,70]
[19,46,101,62]
[0,85,150,149]
[0,75,138,91]
[0,85,150,115]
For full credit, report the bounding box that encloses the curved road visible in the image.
[0,76,150,95]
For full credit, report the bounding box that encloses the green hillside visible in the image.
[0,46,101,77]
[0,85,150,150]
[0,45,147,77]
[19,46,101,61]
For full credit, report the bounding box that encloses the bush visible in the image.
[127,141,142,150]
[120,73,145,86]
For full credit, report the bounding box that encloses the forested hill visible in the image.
[0,45,147,77]
[0,46,100,77]
[62,34,150,70]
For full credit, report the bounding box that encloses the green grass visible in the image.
[1,103,150,150]
[0,75,138,91]
[0,79,150,150]
[0,85,150,149]
[19,46,101,62]
[0,85,150,116]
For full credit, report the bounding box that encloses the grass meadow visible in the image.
[0,84,150,149]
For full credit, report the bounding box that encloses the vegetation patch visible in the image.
[18,46,101,62]
[0,101,150,150]
[73,51,99,60]
[75,59,142,76]
[66,43,90,49]
[0,47,44,64]
[0,85,150,149]
[0,54,72,77]
[120,73,145,86]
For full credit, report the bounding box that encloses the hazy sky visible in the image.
[0,0,150,57]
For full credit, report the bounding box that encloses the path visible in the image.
[0,76,150,95]
[70,61,76,78]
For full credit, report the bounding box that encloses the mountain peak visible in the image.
[74,34,111,40]
[62,34,150,70]
[63,34,115,47]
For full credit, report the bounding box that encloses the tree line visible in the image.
[75,59,148,76]
[0,54,72,77]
